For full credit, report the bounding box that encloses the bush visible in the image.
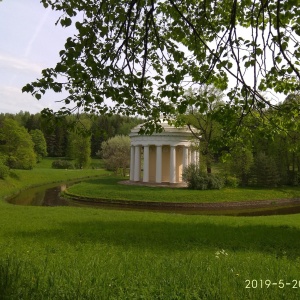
[207,173,224,190]
[0,160,9,179]
[100,135,130,176]
[223,175,240,188]
[52,160,74,169]
[182,164,200,189]
[182,164,224,190]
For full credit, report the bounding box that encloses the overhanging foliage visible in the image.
[23,0,300,131]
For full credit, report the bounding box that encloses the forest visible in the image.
[0,112,141,172]
[0,88,299,189]
[0,112,140,156]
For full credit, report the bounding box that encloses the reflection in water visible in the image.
[7,182,300,216]
[8,183,73,207]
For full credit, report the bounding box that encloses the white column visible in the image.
[196,151,200,167]
[143,145,149,182]
[130,145,135,181]
[182,146,188,169]
[156,145,162,183]
[134,145,141,181]
[191,149,197,165]
[170,145,176,183]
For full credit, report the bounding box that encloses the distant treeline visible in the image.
[0,112,142,157]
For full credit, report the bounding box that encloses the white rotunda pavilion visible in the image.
[129,121,199,185]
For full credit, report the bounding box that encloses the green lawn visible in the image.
[1,159,300,299]
[64,177,300,203]
[0,158,105,201]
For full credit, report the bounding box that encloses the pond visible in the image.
[7,181,300,216]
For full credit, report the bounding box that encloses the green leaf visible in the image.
[61,17,72,27]
[35,93,41,100]
[255,48,263,56]
[22,84,34,93]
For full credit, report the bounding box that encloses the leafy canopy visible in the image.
[23,0,300,131]
[0,119,36,169]
[30,129,48,162]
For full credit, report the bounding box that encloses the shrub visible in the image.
[52,160,74,169]
[207,173,224,190]
[182,164,224,190]
[223,175,240,188]
[100,135,130,176]
[182,164,200,189]
[0,160,9,179]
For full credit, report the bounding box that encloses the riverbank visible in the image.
[61,177,300,215]
[0,158,106,204]
[63,176,300,203]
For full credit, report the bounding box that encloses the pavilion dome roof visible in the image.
[129,119,198,146]
[130,120,192,136]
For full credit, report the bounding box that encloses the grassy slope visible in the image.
[1,204,300,299]
[0,158,105,202]
[65,177,300,203]
[1,159,300,299]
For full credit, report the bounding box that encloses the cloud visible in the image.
[0,85,45,114]
[0,54,43,74]
[0,84,70,114]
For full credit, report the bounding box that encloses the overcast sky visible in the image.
[0,0,76,114]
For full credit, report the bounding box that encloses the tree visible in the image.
[178,85,226,173]
[251,152,281,187]
[271,93,300,184]
[90,114,142,156]
[0,118,36,169]
[71,134,91,169]
[42,116,69,157]
[67,119,92,169]
[226,146,254,186]
[23,0,300,133]
[100,135,130,176]
[244,92,300,185]
[30,129,48,162]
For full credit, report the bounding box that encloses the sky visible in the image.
[0,1,287,116]
[0,0,77,114]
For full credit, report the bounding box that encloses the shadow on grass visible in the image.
[9,218,300,258]
[9,171,20,180]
